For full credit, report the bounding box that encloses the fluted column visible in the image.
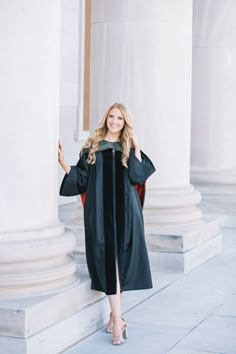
[90,0,221,272]
[191,0,236,227]
[0,0,77,296]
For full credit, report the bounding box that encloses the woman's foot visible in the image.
[107,313,126,335]
[112,316,128,345]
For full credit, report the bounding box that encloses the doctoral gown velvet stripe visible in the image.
[60,141,156,295]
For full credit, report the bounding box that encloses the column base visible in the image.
[59,201,86,264]
[0,267,109,354]
[144,187,222,273]
[0,223,78,297]
[191,168,236,228]
[148,224,222,273]
[199,195,236,228]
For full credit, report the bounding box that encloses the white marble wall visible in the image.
[191,0,236,179]
[90,0,193,190]
[191,0,236,226]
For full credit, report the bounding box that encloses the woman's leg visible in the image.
[108,259,121,318]
[107,261,125,344]
[107,291,122,332]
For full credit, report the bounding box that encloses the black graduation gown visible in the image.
[60,140,156,295]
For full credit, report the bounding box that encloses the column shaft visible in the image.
[191,0,236,227]
[90,0,221,272]
[0,0,77,296]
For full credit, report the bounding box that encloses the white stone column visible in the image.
[191,0,236,227]
[90,0,221,272]
[0,0,77,296]
[0,4,109,353]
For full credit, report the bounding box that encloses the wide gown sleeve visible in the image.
[59,152,89,196]
[128,149,156,185]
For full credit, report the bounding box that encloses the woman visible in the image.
[58,103,155,345]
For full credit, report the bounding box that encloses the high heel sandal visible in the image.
[112,316,128,345]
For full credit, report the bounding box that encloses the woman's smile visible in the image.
[107,107,125,134]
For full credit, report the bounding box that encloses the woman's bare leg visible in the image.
[108,259,121,316]
[107,260,124,344]
[107,291,122,332]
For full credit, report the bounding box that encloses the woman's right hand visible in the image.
[58,140,64,164]
[58,140,71,174]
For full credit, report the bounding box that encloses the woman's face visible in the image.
[106,107,125,134]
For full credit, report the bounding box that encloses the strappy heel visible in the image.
[112,316,128,345]
[123,324,128,339]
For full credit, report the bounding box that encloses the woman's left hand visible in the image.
[130,133,140,149]
[130,133,141,161]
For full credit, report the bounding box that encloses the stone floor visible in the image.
[62,226,236,354]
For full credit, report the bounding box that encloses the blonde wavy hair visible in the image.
[82,103,133,168]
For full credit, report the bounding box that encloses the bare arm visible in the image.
[58,140,71,174]
[131,133,142,162]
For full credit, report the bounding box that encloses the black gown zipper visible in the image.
[112,148,120,293]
